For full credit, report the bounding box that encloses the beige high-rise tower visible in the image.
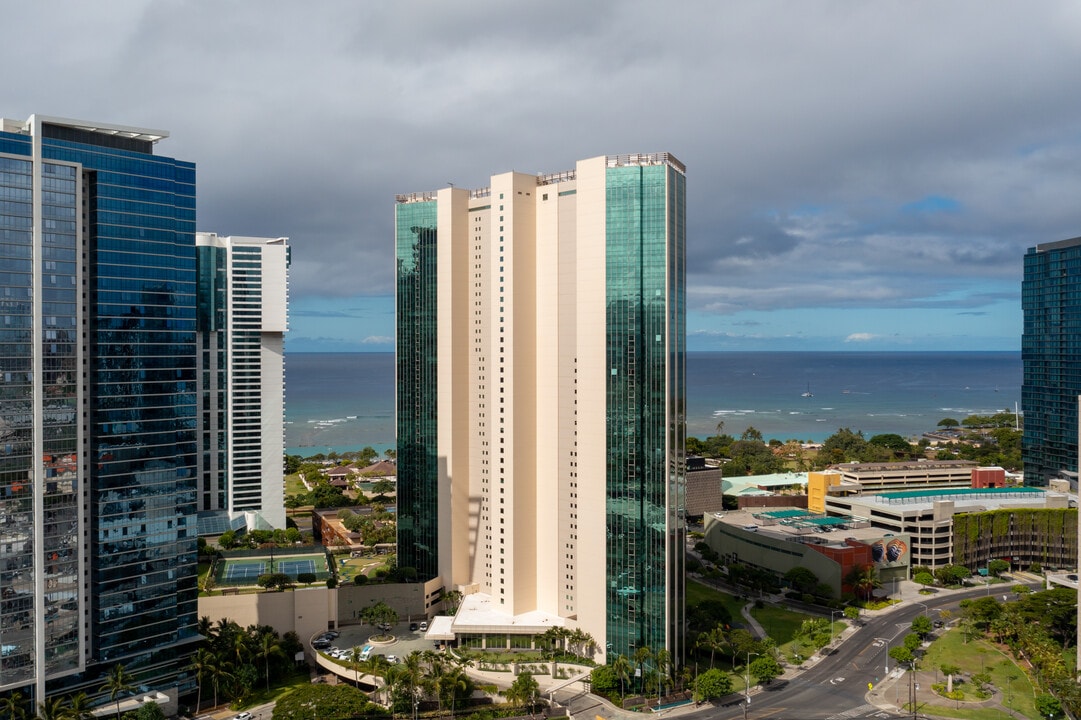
[396,154,686,664]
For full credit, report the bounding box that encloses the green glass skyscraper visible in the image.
[395,154,686,666]
[1022,236,1081,486]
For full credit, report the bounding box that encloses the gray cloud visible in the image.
[3,0,1080,328]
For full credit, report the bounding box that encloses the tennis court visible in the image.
[275,558,317,576]
[222,560,269,582]
[215,551,331,586]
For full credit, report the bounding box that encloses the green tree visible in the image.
[910,615,933,638]
[748,655,783,685]
[937,418,959,429]
[741,426,764,443]
[100,664,136,720]
[371,478,396,497]
[888,645,913,666]
[442,590,463,615]
[846,564,881,601]
[987,559,1009,576]
[219,529,238,549]
[820,428,868,464]
[653,648,671,699]
[190,648,214,713]
[361,601,399,633]
[33,697,71,720]
[783,566,819,595]
[271,683,377,720]
[696,626,728,669]
[589,665,618,694]
[505,672,539,710]
[256,573,292,592]
[913,571,935,587]
[843,606,860,622]
[693,667,732,703]
[257,632,285,693]
[66,692,94,720]
[940,663,961,694]
[612,654,632,698]
[133,703,166,720]
[1035,693,1063,718]
[633,646,653,692]
[868,433,914,458]
[934,564,971,586]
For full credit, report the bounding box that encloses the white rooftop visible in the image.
[451,592,567,635]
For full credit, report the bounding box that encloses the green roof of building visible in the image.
[758,509,812,519]
[876,487,1045,502]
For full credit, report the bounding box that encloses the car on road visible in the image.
[233,713,252,720]
[386,655,398,663]
[419,621,428,632]
[409,622,418,632]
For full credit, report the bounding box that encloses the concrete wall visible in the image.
[199,586,336,648]
[199,579,447,652]
[337,577,444,625]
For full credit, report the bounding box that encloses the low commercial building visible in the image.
[808,462,1008,513]
[701,508,910,598]
[824,486,1074,569]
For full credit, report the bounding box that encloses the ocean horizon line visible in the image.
[283,349,1021,355]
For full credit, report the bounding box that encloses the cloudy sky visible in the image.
[5,1,1080,352]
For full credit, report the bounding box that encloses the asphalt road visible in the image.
[688,584,1037,720]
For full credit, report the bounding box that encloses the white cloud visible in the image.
[845,333,878,343]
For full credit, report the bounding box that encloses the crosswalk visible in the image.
[824,703,891,719]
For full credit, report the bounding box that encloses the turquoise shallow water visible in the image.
[284,351,1021,455]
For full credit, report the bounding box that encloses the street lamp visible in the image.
[830,610,842,646]
[745,651,759,707]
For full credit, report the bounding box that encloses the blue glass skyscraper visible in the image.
[1022,236,1081,487]
[0,115,198,707]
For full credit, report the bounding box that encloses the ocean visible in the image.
[284,351,1021,456]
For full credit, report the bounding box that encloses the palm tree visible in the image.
[653,648,671,700]
[99,664,136,720]
[190,648,214,713]
[0,691,29,720]
[568,628,587,658]
[350,646,366,687]
[257,632,285,693]
[612,654,632,699]
[633,646,653,693]
[197,615,214,639]
[392,651,425,719]
[697,626,727,669]
[439,666,470,716]
[206,656,235,709]
[851,564,881,601]
[33,697,70,720]
[66,692,94,720]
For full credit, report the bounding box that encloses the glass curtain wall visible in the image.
[42,128,199,698]
[604,162,685,664]
[395,200,440,580]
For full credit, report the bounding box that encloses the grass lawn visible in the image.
[339,555,388,583]
[285,472,308,496]
[749,604,817,646]
[920,628,1035,719]
[687,579,747,626]
[686,578,819,683]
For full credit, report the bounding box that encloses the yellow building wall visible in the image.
[807,471,842,512]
